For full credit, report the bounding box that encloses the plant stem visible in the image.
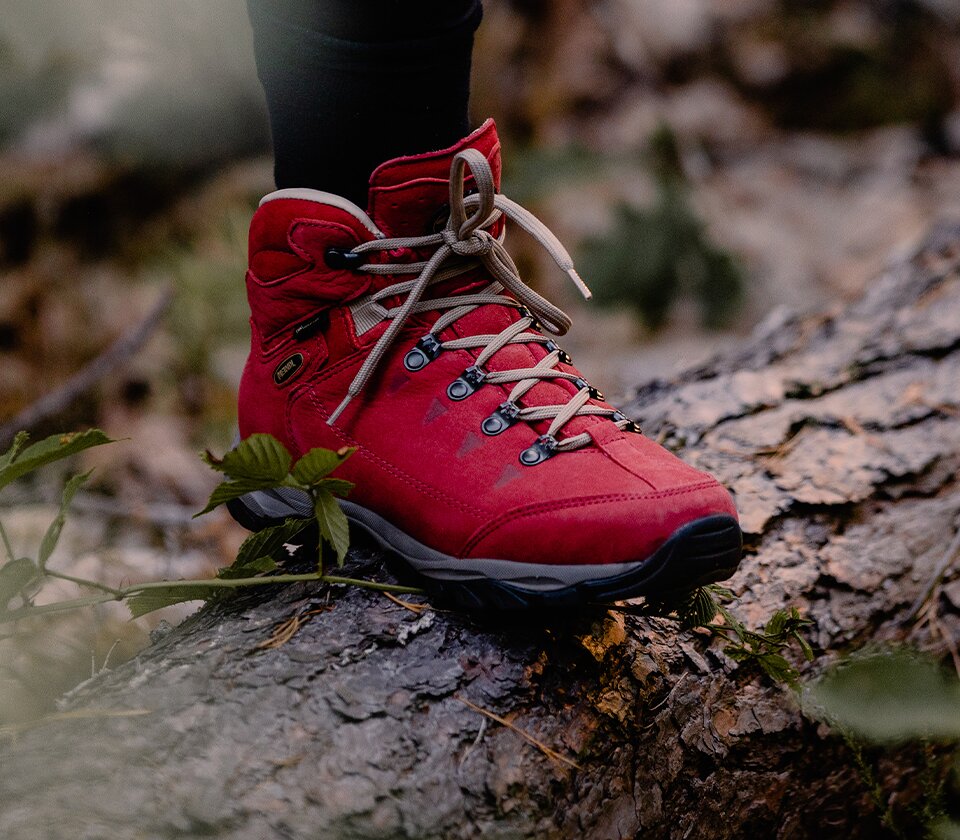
[1,592,119,622]
[0,519,15,563]
[320,575,424,595]
[45,569,123,597]
[0,571,426,624]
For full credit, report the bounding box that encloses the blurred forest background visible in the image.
[1,0,960,722]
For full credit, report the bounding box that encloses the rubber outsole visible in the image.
[228,494,743,611]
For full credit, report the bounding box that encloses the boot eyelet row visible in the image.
[519,434,558,466]
[403,334,443,371]
[447,365,486,401]
[481,400,521,436]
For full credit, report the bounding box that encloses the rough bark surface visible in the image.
[3,226,960,840]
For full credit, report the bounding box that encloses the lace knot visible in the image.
[444,226,494,257]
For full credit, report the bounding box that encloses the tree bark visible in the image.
[3,225,960,840]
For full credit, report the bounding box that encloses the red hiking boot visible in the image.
[231,120,742,609]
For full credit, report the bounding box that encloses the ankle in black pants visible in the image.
[246,0,483,205]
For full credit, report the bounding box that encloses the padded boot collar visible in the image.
[366,119,502,237]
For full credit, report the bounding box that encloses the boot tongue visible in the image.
[366,119,502,237]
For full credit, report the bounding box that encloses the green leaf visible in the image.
[291,446,355,486]
[764,609,788,638]
[315,478,355,497]
[0,558,39,610]
[195,478,284,517]
[314,491,350,567]
[757,653,799,686]
[217,555,277,579]
[203,434,292,482]
[0,431,29,472]
[126,583,222,619]
[679,587,719,630]
[38,471,91,570]
[219,517,312,578]
[0,430,114,492]
[792,627,815,662]
[806,650,960,742]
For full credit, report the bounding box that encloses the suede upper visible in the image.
[239,120,738,566]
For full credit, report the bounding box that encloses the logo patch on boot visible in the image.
[273,353,304,386]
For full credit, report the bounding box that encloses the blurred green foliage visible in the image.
[579,126,744,331]
[806,649,960,837]
[808,649,960,743]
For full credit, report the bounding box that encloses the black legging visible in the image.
[246,0,483,205]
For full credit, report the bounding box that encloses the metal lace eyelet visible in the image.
[545,340,572,364]
[324,247,364,270]
[613,410,641,433]
[519,434,558,466]
[571,377,604,401]
[404,334,443,371]
[447,365,486,401]
[481,401,521,436]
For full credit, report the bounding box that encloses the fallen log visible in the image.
[2,225,960,839]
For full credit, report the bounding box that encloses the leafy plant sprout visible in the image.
[0,429,814,684]
[0,430,422,625]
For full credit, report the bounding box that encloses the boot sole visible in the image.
[227,488,743,610]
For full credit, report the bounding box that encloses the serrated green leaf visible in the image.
[764,609,788,638]
[218,555,277,579]
[757,653,799,686]
[38,471,91,570]
[314,491,350,567]
[195,478,284,517]
[315,478,354,497]
[0,430,114,492]
[291,446,355,486]
[806,650,960,742]
[203,434,292,482]
[793,630,815,662]
[0,431,29,472]
[126,584,221,618]
[679,587,719,630]
[220,517,311,578]
[0,558,39,610]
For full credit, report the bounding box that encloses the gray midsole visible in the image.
[236,487,639,590]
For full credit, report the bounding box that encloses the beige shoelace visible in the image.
[327,148,637,460]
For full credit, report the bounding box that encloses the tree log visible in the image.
[3,225,960,840]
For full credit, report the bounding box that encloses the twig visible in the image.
[903,526,960,624]
[383,591,428,614]
[455,696,581,771]
[253,607,330,651]
[458,716,487,771]
[0,519,15,562]
[69,496,198,528]
[0,708,150,740]
[0,286,174,447]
